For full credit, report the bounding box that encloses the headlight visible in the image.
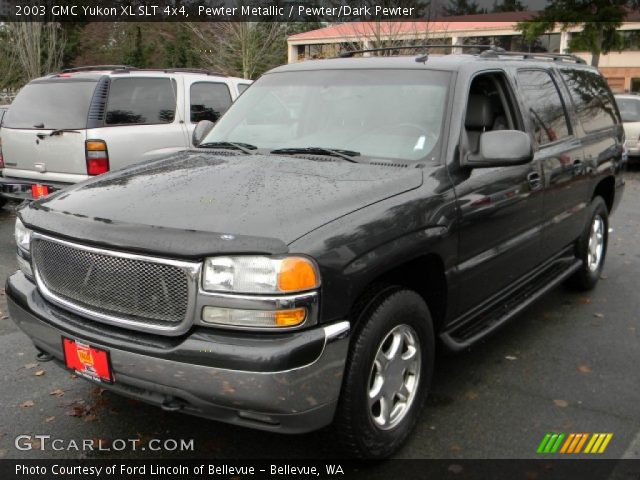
[14,218,33,277]
[15,218,32,252]
[202,256,320,294]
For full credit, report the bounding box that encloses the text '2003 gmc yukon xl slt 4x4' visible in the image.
[7,49,625,459]
[0,66,250,206]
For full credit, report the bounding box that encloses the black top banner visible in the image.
[1,0,542,22]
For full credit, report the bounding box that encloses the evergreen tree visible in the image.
[442,0,486,16]
[492,0,525,12]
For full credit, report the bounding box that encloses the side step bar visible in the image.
[441,258,583,351]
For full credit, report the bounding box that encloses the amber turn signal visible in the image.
[274,308,307,327]
[278,257,320,292]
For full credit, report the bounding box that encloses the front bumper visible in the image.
[6,272,350,433]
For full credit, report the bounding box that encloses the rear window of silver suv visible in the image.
[3,79,97,130]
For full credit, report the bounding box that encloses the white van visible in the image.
[0,66,251,205]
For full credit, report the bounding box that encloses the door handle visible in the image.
[527,172,542,191]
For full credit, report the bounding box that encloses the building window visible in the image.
[462,34,560,53]
[620,30,640,51]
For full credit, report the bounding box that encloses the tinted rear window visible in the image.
[190,82,232,123]
[106,78,177,125]
[616,97,640,123]
[3,80,97,129]
[517,69,571,146]
[561,69,619,132]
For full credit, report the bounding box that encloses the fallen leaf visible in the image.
[593,313,604,319]
[505,355,518,361]
[451,444,462,454]
[45,416,55,423]
[20,400,34,408]
[49,389,65,397]
[578,364,592,374]
[579,297,592,304]
[465,391,478,400]
[24,363,38,370]
[553,399,569,408]
[34,370,46,377]
[83,414,98,423]
[67,404,92,417]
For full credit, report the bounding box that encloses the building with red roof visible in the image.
[287,11,640,92]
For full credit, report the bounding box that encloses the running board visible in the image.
[441,258,583,351]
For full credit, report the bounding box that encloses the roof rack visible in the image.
[110,68,227,77]
[338,44,587,65]
[58,65,134,73]
[56,66,227,77]
[479,49,586,64]
[339,44,495,58]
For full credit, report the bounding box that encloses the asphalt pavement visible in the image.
[0,169,639,460]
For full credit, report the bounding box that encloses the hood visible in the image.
[21,151,423,258]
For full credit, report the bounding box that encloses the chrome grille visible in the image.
[31,236,196,331]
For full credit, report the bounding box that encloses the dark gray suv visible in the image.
[7,48,625,458]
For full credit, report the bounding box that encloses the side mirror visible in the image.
[192,120,215,147]
[463,130,533,168]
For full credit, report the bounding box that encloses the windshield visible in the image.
[617,97,640,123]
[202,69,450,162]
[3,79,97,130]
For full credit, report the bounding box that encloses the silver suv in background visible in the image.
[615,93,640,161]
[0,66,250,204]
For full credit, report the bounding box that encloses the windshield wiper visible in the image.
[198,141,257,155]
[270,147,360,163]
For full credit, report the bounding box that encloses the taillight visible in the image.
[86,140,109,175]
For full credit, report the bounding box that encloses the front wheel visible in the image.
[334,288,434,459]
[568,196,609,291]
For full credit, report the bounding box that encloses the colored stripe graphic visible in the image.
[538,433,613,454]
[584,433,613,454]
[537,433,565,453]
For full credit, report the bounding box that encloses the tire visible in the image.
[568,196,609,291]
[0,197,6,209]
[334,287,435,459]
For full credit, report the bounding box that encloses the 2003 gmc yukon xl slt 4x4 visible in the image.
[7,49,625,458]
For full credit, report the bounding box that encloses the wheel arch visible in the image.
[350,253,448,333]
[592,175,616,213]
